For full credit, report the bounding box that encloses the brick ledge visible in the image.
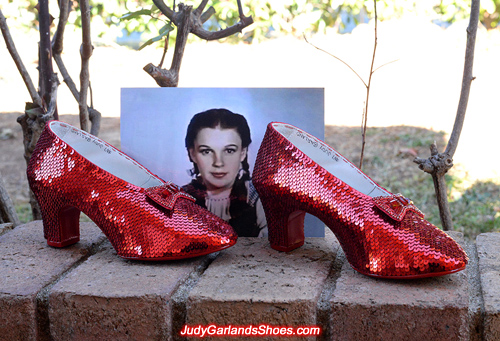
[0,221,498,340]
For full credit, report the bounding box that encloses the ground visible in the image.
[1,14,499,239]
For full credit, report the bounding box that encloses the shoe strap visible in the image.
[145,182,195,210]
[373,194,425,221]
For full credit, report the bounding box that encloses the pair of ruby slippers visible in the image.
[28,121,467,279]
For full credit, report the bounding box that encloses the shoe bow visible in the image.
[145,182,195,210]
[373,194,425,221]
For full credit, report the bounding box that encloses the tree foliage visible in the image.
[4,0,500,47]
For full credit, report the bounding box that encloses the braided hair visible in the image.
[183,108,260,236]
[185,108,252,181]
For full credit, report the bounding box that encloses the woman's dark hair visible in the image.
[185,108,252,181]
[183,108,260,236]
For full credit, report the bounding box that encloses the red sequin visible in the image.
[373,194,424,221]
[253,122,468,279]
[27,121,237,260]
[145,182,196,210]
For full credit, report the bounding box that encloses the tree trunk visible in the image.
[414,0,480,230]
[0,174,21,227]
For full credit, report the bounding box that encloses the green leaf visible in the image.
[25,107,44,119]
[151,4,160,13]
[138,25,174,50]
[120,9,152,21]
[159,23,174,35]
[24,102,39,110]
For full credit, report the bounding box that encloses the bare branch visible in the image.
[159,0,175,68]
[52,0,80,101]
[190,5,253,41]
[372,59,399,74]
[0,10,43,108]
[236,0,245,18]
[0,173,21,227]
[304,34,367,88]
[89,81,94,108]
[144,3,192,87]
[52,0,70,54]
[414,0,479,231]
[54,55,80,100]
[9,2,57,219]
[86,83,102,136]
[144,63,178,87]
[43,74,60,120]
[200,6,216,23]
[158,36,169,68]
[444,0,480,157]
[432,173,454,230]
[84,83,102,136]
[171,4,191,75]
[80,0,93,65]
[414,157,435,173]
[146,0,253,85]
[39,0,58,119]
[17,112,45,219]
[79,0,93,132]
[88,108,101,136]
[193,0,209,17]
[414,143,456,229]
[430,142,439,156]
[359,0,378,170]
[152,0,175,21]
[413,142,453,173]
[52,0,101,133]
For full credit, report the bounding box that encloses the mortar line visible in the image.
[316,247,345,341]
[35,236,108,341]
[466,240,485,340]
[170,251,220,341]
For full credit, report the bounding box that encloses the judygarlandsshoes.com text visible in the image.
[180,324,321,338]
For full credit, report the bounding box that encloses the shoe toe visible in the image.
[177,200,238,255]
[367,213,469,279]
[411,223,468,277]
[117,197,237,260]
[184,211,238,257]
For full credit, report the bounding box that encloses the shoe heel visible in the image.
[38,193,81,247]
[260,194,305,252]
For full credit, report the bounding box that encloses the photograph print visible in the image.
[121,88,325,237]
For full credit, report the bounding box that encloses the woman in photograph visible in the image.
[183,108,268,237]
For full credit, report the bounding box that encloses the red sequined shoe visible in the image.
[253,122,468,279]
[27,121,237,260]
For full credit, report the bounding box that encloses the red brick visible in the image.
[48,242,207,340]
[477,232,500,341]
[0,221,104,340]
[186,231,339,340]
[330,231,469,340]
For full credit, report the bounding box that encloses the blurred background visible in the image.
[1,0,499,238]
